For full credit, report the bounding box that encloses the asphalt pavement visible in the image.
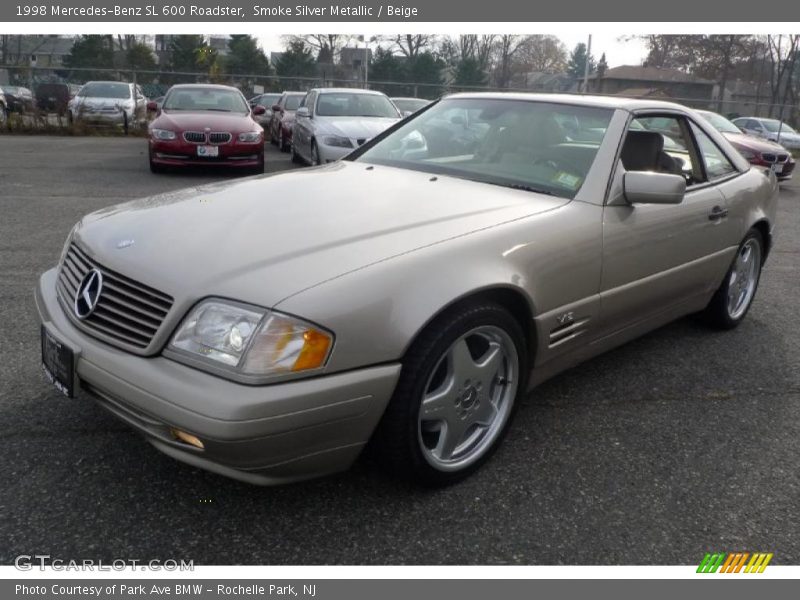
[0,135,798,565]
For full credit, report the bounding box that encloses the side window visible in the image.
[689,123,737,180]
[620,115,702,185]
[305,92,317,113]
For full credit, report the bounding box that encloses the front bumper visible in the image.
[317,142,355,163]
[35,268,401,485]
[149,139,263,168]
[74,110,129,126]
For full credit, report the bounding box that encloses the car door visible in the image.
[294,91,316,160]
[599,112,738,336]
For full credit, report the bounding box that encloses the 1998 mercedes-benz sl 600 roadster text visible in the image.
[36,94,779,486]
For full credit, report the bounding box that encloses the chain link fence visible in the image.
[1,63,797,138]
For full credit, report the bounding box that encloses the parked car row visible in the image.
[143,84,431,174]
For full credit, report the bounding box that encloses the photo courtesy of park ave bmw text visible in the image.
[1,0,800,595]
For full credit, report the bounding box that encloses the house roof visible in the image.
[613,87,672,98]
[7,35,73,57]
[591,65,714,85]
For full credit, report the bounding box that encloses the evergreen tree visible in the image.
[567,43,596,80]
[63,35,114,80]
[454,57,487,88]
[226,35,270,75]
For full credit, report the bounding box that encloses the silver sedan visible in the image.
[36,93,778,486]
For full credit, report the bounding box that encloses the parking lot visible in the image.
[1,135,798,565]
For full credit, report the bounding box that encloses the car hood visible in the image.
[153,110,259,132]
[722,132,790,153]
[74,162,568,308]
[316,116,400,139]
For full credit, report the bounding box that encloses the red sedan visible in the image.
[697,109,795,181]
[147,84,265,174]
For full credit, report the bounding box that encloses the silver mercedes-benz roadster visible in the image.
[36,93,778,486]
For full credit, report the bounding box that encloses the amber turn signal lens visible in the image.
[292,329,332,371]
[170,428,205,449]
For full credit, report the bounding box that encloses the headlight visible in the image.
[323,135,353,148]
[168,299,333,380]
[238,131,262,143]
[151,128,176,140]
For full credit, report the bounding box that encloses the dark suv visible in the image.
[36,82,82,116]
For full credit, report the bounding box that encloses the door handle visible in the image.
[708,205,729,221]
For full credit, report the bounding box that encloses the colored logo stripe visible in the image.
[697,552,773,573]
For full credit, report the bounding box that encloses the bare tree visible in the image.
[287,34,354,63]
[392,34,436,59]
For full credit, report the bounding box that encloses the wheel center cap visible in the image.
[461,386,478,409]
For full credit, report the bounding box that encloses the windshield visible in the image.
[163,87,249,113]
[762,119,797,134]
[79,82,130,99]
[698,111,741,134]
[255,94,281,107]
[316,92,400,118]
[352,98,613,200]
[394,98,429,113]
[285,95,304,110]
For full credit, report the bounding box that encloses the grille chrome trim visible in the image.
[183,131,206,143]
[182,131,232,145]
[208,132,232,144]
[56,243,173,351]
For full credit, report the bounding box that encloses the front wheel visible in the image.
[372,302,528,486]
[310,140,321,166]
[703,228,764,329]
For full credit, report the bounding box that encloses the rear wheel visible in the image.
[372,302,528,486]
[279,130,289,152]
[0,105,6,127]
[703,228,764,329]
[122,113,129,136]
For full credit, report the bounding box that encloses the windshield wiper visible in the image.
[489,182,555,196]
[205,108,234,112]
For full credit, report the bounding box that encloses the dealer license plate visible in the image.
[197,145,219,157]
[41,325,75,397]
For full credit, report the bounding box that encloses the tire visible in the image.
[148,149,165,174]
[67,111,74,126]
[122,113,129,136]
[290,142,303,165]
[279,130,289,153]
[372,302,529,486]
[0,105,6,127]
[703,228,764,329]
[250,153,265,175]
[310,140,321,166]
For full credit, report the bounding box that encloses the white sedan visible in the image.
[291,88,401,165]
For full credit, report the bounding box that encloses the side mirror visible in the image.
[623,171,686,205]
[271,104,281,112]
[296,106,310,119]
[252,105,266,116]
[146,101,158,112]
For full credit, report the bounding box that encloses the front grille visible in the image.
[777,153,789,163]
[181,131,232,144]
[56,243,173,350]
[762,153,777,163]
[183,131,206,143]
[208,132,232,144]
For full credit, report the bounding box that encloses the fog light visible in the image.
[170,428,204,449]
